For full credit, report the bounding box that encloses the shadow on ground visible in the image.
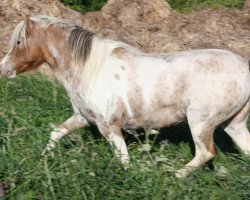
[88,123,239,155]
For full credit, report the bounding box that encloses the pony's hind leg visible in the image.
[42,114,89,155]
[223,101,250,156]
[176,121,216,177]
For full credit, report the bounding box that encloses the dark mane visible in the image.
[68,26,95,65]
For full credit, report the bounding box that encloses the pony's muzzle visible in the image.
[0,60,4,77]
[0,61,16,78]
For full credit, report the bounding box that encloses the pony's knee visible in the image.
[204,144,216,159]
[203,150,216,162]
[197,144,216,163]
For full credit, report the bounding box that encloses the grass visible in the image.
[60,0,246,13]
[0,74,250,199]
[167,0,245,13]
[59,0,107,13]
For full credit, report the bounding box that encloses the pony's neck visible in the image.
[43,34,80,89]
[46,35,111,90]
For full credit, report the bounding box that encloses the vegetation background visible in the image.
[0,0,249,199]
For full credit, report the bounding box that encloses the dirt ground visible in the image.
[0,0,249,61]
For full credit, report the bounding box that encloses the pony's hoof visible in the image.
[123,164,130,171]
[175,167,193,178]
[175,170,187,178]
[41,148,54,157]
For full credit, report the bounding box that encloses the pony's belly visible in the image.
[121,108,186,129]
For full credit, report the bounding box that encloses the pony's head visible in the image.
[0,14,96,79]
[0,14,46,78]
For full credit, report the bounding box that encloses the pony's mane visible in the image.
[68,26,95,69]
[67,24,140,89]
[74,34,141,89]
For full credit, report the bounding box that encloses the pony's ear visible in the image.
[21,12,32,36]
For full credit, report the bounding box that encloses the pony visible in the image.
[0,15,250,177]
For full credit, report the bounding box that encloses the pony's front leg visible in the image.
[42,114,89,155]
[98,124,130,169]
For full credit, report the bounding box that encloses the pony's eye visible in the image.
[17,41,21,45]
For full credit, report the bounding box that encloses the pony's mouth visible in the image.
[0,62,17,78]
[3,70,17,79]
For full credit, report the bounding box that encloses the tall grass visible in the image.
[0,74,250,199]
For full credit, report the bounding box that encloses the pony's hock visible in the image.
[1,15,250,177]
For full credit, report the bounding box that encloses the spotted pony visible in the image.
[1,15,250,177]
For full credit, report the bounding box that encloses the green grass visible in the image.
[60,0,107,13]
[60,0,246,13]
[167,0,245,13]
[0,74,250,199]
